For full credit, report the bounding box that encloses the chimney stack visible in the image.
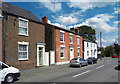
[42,16,48,23]
[70,28,75,32]
[75,28,79,34]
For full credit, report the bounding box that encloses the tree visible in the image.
[113,42,120,55]
[104,45,115,57]
[98,47,105,58]
[77,25,96,42]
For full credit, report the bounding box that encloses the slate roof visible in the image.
[2,2,42,23]
[46,23,83,36]
[83,38,97,44]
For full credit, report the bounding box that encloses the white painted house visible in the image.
[83,39,97,60]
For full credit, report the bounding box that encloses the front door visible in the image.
[39,47,43,65]
[70,47,74,60]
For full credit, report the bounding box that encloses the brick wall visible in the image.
[4,15,45,69]
[55,29,83,63]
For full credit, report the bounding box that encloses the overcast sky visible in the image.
[3,0,119,47]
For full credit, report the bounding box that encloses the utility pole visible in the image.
[100,32,102,48]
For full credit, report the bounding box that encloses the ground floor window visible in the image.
[18,42,28,60]
[87,51,89,56]
[78,48,80,57]
[60,47,64,59]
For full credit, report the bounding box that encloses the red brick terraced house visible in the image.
[1,2,46,69]
[42,16,83,65]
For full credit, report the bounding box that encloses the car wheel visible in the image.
[5,74,15,83]
[91,62,93,64]
[79,63,82,68]
[86,63,88,66]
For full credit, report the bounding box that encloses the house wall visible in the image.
[45,24,55,52]
[0,14,2,61]
[83,41,97,60]
[4,14,45,69]
[55,29,83,65]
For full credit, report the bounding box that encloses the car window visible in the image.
[88,58,92,59]
[0,63,2,69]
[81,58,84,61]
[2,63,8,69]
[72,58,78,60]
[79,58,82,61]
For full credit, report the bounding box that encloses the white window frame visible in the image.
[87,51,89,56]
[87,42,89,47]
[60,45,65,59]
[60,30,64,43]
[78,48,80,57]
[70,33,73,44]
[18,17,29,36]
[77,37,80,45]
[18,41,29,60]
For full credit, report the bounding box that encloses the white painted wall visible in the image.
[43,52,49,66]
[50,51,55,64]
[55,61,69,65]
[84,41,97,60]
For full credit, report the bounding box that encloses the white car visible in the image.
[0,61,20,83]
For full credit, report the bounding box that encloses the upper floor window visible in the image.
[18,18,28,36]
[78,48,80,57]
[87,42,89,47]
[60,31,64,43]
[70,35,73,44]
[77,37,80,45]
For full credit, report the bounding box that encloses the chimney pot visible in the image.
[42,16,48,23]
[70,28,75,32]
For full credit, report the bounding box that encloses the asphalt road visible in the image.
[16,58,119,83]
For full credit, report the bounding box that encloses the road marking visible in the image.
[96,65,104,69]
[73,70,91,78]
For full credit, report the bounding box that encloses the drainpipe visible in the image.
[2,12,7,63]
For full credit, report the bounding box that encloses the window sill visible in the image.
[18,58,29,61]
[18,34,29,37]
[60,41,65,43]
[60,57,65,59]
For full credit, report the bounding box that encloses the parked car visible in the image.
[112,55,119,58]
[69,58,88,67]
[86,57,97,64]
[118,58,120,70]
[0,61,20,83]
